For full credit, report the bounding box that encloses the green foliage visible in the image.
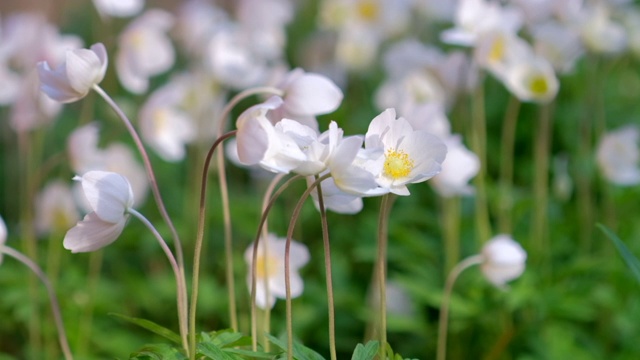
[598,224,640,284]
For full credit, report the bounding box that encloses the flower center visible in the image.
[489,36,506,63]
[357,0,379,21]
[529,75,548,95]
[255,254,279,278]
[383,149,414,179]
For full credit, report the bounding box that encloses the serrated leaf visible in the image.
[265,333,326,360]
[129,344,187,360]
[110,313,181,345]
[351,341,379,360]
[598,224,640,284]
[197,342,241,360]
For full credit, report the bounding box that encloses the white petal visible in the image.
[63,212,127,253]
[78,171,134,223]
[285,73,343,116]
[66,48,103,94]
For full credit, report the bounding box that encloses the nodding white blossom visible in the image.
[276,68,344,118]
[244,233,310,309]
[0,215,6,264]
[596,125,640,186]
[501,56,559,104]
[139,81,196,162]
[364,108,447,196]
[481,234,527,287]
[92,0,145,18]
[64,171,134,253]
[35,181,80,236]
[37,43,108,103]
[579,3,627,55]
[116,9,175,94]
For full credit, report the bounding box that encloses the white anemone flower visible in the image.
[441,0,522,46]
[93,0,144,18]
[64,171,134,253]
[244,233,310,309]
[35,181,80,236]
[139,82,196,162]
[37,43,108,103]
[431,135,479,197]
[275,68,344,117]
[501,56,559,104]
[364,108,447,195]
[596,125,640,186]
[480,235,527,288]
[116,10,175,94]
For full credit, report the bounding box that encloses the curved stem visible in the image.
[213,86,283,334]
[128,209,189,355]
[377,193,396,358]
[436,255,483,360]
[0,246,74,360]
[190,130,237,358]
[315,180,337,360]
[285,174,332,360]
[250,174,302,351]
[91,85,184,274]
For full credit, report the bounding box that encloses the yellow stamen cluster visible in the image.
[489,36,506,63]
[357,0,379,22]
[383,149,414,179]
[528,75,549,95]
[255,254,279,278]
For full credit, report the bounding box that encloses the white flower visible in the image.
[501,56,559,103]
[440,0,522,46]
[92,0,144,18]
[37,43,108,103]
[364,108,447,195]
[276,68,343,117]
[139,82,196,162]
[480,235,527,287]
[116,10,175,94]
[431,135,479,197]
[63,171,134,253]
[35,181,80,236]
[596,125,640,186]
[244,233,310,309]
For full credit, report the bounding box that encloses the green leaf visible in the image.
[598,224,640,284]
[266,333,326,360]
[197,342,242,360]
[109,313,181,345]
[224,348,275,359]
[129,344,187,360]
[351,341,379,360]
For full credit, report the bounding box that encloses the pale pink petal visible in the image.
[63,212,127,253]
[77,171,134,223]
[284,72,343,116]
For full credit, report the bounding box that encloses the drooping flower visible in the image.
[37,43,108,103]
[364,108,447,195]
[480,235,527,287]
[596,125,640,186]
[276,68,343,117]
[244,233,310,309]
[116,10,175,94]
[63,171,134,253]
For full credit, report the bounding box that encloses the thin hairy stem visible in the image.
[213,86,284,333]
[498,96,521,234]
[436,255,483,360]
[190,130,237,358]
[377,193,397,358]
[128,209,189,355]
[91,85,184,273]
[315,180,337,360]
[250,174,302,351]
[285,174,332,360]
[0,246,74,360]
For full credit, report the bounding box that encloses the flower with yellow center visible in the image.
[244,233,310,309]
[365,108,447,196]
[503,56,559,103]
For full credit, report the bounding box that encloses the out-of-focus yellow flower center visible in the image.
[357,0,379,21]
[529,75,549,95]
[256,254,279,278]
[53,209,72,233]
[383,149,414,179]
[489,36,506,63]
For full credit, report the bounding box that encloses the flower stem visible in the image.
[285,174,331,360]
[442,196,462,274]
[128,209,189,356]
[315,180,337,360]
[190,130,237,358]
[498,96,521,234]
[91,85,184,276]
[250,174,302,351]
[377,193,396,358]
[470,83,492,245]
[531,103,554,263]
[0,246,74,360]
[436,255,483,360]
